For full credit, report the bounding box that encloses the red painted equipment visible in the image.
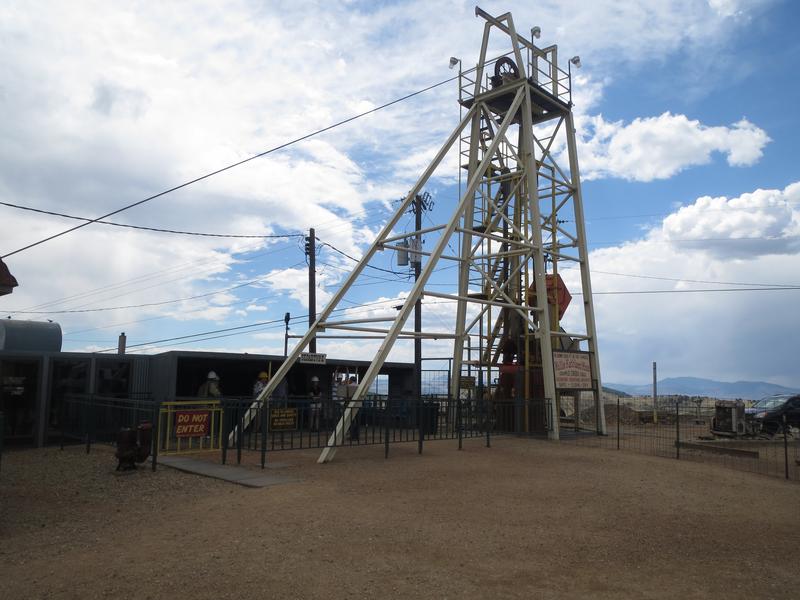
[527,273,571,320]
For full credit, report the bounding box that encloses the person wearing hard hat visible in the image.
[253,371,270,398]
[197,371,222,398]
[309,375,322,432]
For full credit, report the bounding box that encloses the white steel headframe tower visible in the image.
[254,7,605,463]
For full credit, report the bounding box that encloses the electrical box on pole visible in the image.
[397,239,409,266]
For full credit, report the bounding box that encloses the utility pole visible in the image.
[284,312,291,357]
[306,228,317,353]
[652,361,658,425]
[414,195,422,404]
[410,192,433,404]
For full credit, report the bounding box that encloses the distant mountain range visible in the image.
[604,377,799,400]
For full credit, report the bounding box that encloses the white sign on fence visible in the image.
[299,352,327,365]
[553,351,593,390]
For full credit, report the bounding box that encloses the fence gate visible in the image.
[157,400,224,455]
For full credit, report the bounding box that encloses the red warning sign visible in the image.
[174,411,211,437]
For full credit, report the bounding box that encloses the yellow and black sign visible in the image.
[270,408,298,431]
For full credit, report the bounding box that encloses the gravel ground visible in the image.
[1,438,798,599]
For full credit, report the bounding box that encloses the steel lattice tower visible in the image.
[255,7,606,463]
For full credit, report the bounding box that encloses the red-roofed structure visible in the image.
[0,258,18,296]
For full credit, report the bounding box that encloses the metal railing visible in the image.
[459,51,572,106]
[216,395,493,466]
[60,393,159,470]
[57,392,797,482]
[61,393,155,448]
[491,399,552,436]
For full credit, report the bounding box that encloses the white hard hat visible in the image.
[207,371,219,380]
[311,376,319,382]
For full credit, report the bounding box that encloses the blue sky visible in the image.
[1,0,798,388]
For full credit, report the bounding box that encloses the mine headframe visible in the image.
[250,7,605,463]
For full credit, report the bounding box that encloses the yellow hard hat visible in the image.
[258,371,270,380]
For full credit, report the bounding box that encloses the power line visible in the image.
[119,297,458,353]
[555,264,800,289]
[320,241,406,276]
[6,260,307,315]
[98,295,413,353]
[584,286,800,295]
[316,261,408,284]
[584,200,800,223]
[0,201,305,239]
[1,74,458,260]
[63,292,281,337]
[11,239,288,312]
[586,234,800,248]
[31,257,793,316]
[12,202,393,314]
[588,269,800,288]
[74,275,800,353]
[114,314,306,350]
[28,245,297,314]
[12,202,396,312]
[123,324,289,353]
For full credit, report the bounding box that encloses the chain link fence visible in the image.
[560,396,799,482]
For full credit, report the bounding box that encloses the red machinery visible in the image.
[527,273,571,320]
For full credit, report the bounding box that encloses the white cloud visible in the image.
[661,185,800,257]
[575,182,800,387]
[707,0,753,18]
[245,304,269,312]
[579,113,770,181]
[0,0,783,365]
[261,264,338,310]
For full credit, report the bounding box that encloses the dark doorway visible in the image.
[95,360,130,397]
[47,359,89,443]
[1,359,39,445]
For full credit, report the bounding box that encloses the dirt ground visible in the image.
[1,438,798,599]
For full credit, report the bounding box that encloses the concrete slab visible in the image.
[158,455,299,488]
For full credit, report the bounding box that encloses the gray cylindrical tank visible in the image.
[0,320,62,352]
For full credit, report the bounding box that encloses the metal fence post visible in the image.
[417,398,424,455]
[384,398,390,459]
[675,399,680,460]
[60,399,65,451]
[784,414,789,480]
[221,400,229,465]
[486,399,491,448]
[261,400,267,469]
[616,398,620,450]
[86,394,95,454]
[151,400,160,472]
[457,395,463,451]
[236,400,243,465]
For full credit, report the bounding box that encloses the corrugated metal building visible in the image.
[0,343,414,447]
